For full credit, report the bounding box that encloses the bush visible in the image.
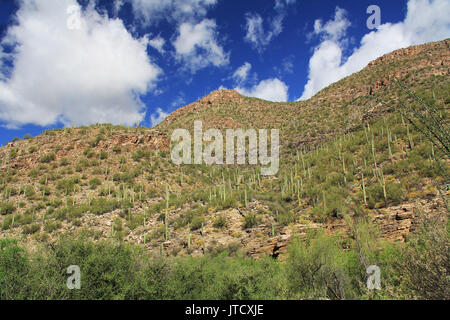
[112,146,121,154]
[59,158,69,166]
[40,153,56,163]
[385,181,404,204]
[99,151,108,160]
[44,220,61,233]
[28,146,38,154]
[243,212,259,229]
[24,185,35,199]
[22,224,40,235]
[89,178,102,190]
[132,149,150,162]
[395,215,450,299]
[286,232,353,299]
[90,198,119,215]
[9,148,18,159]
[191,215,204,230]
[0,202,16,215]
[277,211,296,226]
[1,216,13,230]
[89,135,104,148]
[213,214,227,229]
[0,239,29,299]
[56,177,79,195]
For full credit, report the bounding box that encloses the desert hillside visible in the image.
[0,39,449,300]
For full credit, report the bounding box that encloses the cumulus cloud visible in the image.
[150,107,169,127]
[235,78,289,102]
[299,0,450,100]
[173,19,229,73]
[312,7,350,41]
[123,0,217,25]
[0,0,162,128]
[148,35,166,54]
[244,0,295,52]
[232,62,252,84]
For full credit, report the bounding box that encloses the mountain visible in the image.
[0,39,448,262]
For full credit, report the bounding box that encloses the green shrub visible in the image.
[22,224,40,235]
[286,231,354,299]
[89,178,102,190]
[99,151,108,160]
[59,158,69,166]
[0,202,16,215]
[28,146,38,154]
[89,135,104,148]
[243,212,259,229]
[90,198,119,215]
[40,153,56,163]
[385,181,404,204]
[277,211,296,226]
[1,216,13,230]
[56,177,79,195]
[24,185,35,199]
[213,214,227,229]
[44,220,62,233]
[9,148,18,159]
[132,149,150,162]
[112,146,121,154]
[0,239,29,299]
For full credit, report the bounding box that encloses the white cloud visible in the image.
[232,62,252,83]
[0,0,162,128]
[124,0,217,25]
[244,0,295,52]
[150,107,169,126]
[148,35,166,54]
[312,7,350,41]
[244,13,283,52]
[173,19,229,73]
[235,78,289,102]
[299,0,450,100]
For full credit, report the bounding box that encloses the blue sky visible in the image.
[0,0,449,146]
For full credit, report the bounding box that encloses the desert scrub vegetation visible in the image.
[40,152,56,163]
[89,178,102,190]
[0,202,16,215]
[0,213,447,300]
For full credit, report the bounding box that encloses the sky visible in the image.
[0,0,449,146]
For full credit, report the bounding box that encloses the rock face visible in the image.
[365,40,450,96]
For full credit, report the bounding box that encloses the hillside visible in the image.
[0,38,448,264]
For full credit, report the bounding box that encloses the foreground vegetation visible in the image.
[0,212,448,300]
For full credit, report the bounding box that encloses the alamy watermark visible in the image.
[366,265,381,290]
[366,5,381,30]
[170,121,279,175]
[66,265,81,290]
